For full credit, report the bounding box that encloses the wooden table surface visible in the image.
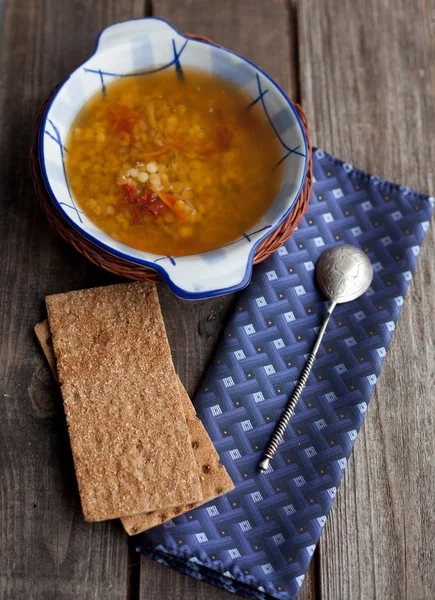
[1,1,434,598]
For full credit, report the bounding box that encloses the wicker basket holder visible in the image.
[30,34,313,284]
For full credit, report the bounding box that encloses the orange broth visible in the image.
[65,68,283,256]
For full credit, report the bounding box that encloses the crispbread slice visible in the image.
[45,282,202,522]
[34,320,57,379]
[35,319,234,534]
[121,380,234,535]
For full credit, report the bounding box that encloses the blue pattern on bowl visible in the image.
[39,17,308,299]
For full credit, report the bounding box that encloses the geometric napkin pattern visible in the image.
[137,149,434,599]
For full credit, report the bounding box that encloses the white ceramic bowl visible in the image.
[39,18,308,299]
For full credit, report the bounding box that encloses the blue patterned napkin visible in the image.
[136,149,433,600]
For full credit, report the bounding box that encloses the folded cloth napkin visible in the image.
[137,149,434,600]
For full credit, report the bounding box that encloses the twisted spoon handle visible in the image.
[258,301,336,473]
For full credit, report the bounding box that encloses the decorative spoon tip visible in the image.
[258,458,270,473]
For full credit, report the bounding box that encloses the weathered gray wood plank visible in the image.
[299,0,435,598]
[141,1,317,599]
[0,1,144,599]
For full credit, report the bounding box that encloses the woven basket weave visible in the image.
[31,35,313,283]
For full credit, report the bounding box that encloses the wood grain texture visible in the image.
[141,1,318,600]
[0,1,143,599]
[299,0,435,598]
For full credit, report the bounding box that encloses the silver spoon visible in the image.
[258,244,373,473]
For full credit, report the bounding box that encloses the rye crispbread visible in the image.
[35,318,234,534]
[45,282,203,521]
[121,379,234,534]
[34,320,57,379]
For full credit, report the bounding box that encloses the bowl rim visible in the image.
[38,17,309,299]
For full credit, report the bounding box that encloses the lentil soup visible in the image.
[65,68,283,256]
